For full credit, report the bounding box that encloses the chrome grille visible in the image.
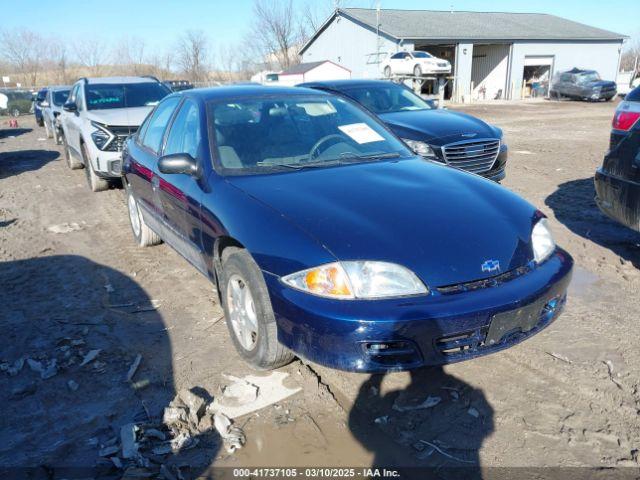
[442,139,500,174]
[104,125,137,152]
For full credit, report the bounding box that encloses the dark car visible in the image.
[551,68,617,101]
[299,80,508,181]
[122,85,572,372]
[595,86,640,230]
[34,88,48,126]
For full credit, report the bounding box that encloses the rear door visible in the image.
[126,96,182,230]
[63,84,82,154]
[157,98,208,274]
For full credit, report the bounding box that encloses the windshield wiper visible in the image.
[339,152,403,161]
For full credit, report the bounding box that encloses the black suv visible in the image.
[551,68,617,101]
[595,85,640,230]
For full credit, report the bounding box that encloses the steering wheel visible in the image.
[309,134,350,160]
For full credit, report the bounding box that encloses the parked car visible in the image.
[34,88,48,126]
[41,85,70,144]
[617,70,640,99]
[300,80,508,181]
[381,51,451,78]
[0,90,32,117]
[595,85,640,230]
[122,85,573,372]
[60,76,171,191]
[550,68,617,101]
[164,80,194,92]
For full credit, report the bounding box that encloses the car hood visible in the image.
[86,106,153,127]
[228,158,537,288]
[590,80,617,89]
[379,109,498,145]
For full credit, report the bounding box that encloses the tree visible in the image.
[114,36,148,75]
[48,38,71,84]
[75,38,109,76]
[0,28,46,86]
[621,35,640,73]
[251,0,302,70]
[176,30,210,83]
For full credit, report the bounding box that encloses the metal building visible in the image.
[300,8,627,101]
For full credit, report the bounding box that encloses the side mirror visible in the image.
[63,101,77,112]
[158,153,199,176]
[40,101,49,108]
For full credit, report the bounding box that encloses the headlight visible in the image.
[531,218,555,263]
[91,121,113,150]
[281,261,428,299]
[402,139,437,159]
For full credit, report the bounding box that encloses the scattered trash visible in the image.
[1,357,25,376]
[67,380,79,391]
[126,354,142,383]
[47,222,84,234]
[27,358,57,379]
[209,371,301,419]
[214,412,245,453]
[130,379,150,390]
[104,283,115,293]
[99,445,119,457]
[514,150,534,155]
[603,360,623,390]
[80,349,101,367]
[547,352,572,364]
[392,395,441,412]
[170,432,198,452]
[467,407,480,418]
[120,423,139,459]
[178,388,207,427]
[374,415,389,425]
[417,440,475,464]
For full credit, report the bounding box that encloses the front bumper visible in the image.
[87,144,123,178]
[266,249,573,372]
[595,168,640,231]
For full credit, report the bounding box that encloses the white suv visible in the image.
[60,76,171,191]
[381,51,451,78]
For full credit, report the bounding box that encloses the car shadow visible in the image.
[0,150,60,180]
[0,255,220,478]
[0,127,32,139]
[545,177,640,267]
[349,365,493,478]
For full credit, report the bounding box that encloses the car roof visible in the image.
[47,85,71,91]
[82,76,161,85]
[178,85,329,102]
[299,79,402,90]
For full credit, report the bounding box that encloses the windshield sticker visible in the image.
[296,102,336,116]
[338,123,385,144]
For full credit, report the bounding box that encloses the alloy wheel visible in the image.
[226,274,259,351]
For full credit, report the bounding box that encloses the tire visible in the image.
[37,117,44,127]
[125,183,162,247]
[413,64,422,77]
[44,120,53,139]
[62,133,83,170]
[54,127,63,145]
[383,66,391,78]
[81,143,109,192]
[219,247,294,370]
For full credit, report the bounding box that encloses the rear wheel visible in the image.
[413,64,422,77]
[220,247,294,370]
[383,66,391,78]
[82,143,109,192]
[125,183,162,247]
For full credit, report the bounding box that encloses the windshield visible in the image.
[52,90,70,106]
[86,82,170,110]
[412,52,432,58]
[577,72,601,84]
[343,84,433,114]
[212,95,412,174]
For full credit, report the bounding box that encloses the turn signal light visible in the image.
[612,111,640,131]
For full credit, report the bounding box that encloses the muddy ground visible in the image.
[1,100,639,478]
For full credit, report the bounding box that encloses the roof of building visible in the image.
[280,60,350,76]
[301,8,627,53]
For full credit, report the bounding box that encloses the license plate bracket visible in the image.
[485,300,544,346]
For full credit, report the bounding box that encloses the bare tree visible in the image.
[0,28,46,86]
[176,30,210,83]
[48,38,72,84]
[75,38,110,76]
[621,35,640,72]
[251,0,302,70]
[113,36,148,75]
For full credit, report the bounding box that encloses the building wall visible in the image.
[454,43,474,102]
[509,41,622,99]
[301,14,404,78]
[471,44,510,100]
[304,62,352,82]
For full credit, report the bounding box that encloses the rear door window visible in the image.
[140,96,181,154]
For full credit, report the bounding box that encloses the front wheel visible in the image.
[383,66,391,78]
[220,247,294,370]
[82,143,109,192]
[413,64,422,77]
[44,120,53,139]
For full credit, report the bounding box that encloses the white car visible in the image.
[381,51,451,78]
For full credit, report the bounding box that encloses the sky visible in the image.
[4,0,639,54]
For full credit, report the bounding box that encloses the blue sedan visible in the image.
[122,85,573,372]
